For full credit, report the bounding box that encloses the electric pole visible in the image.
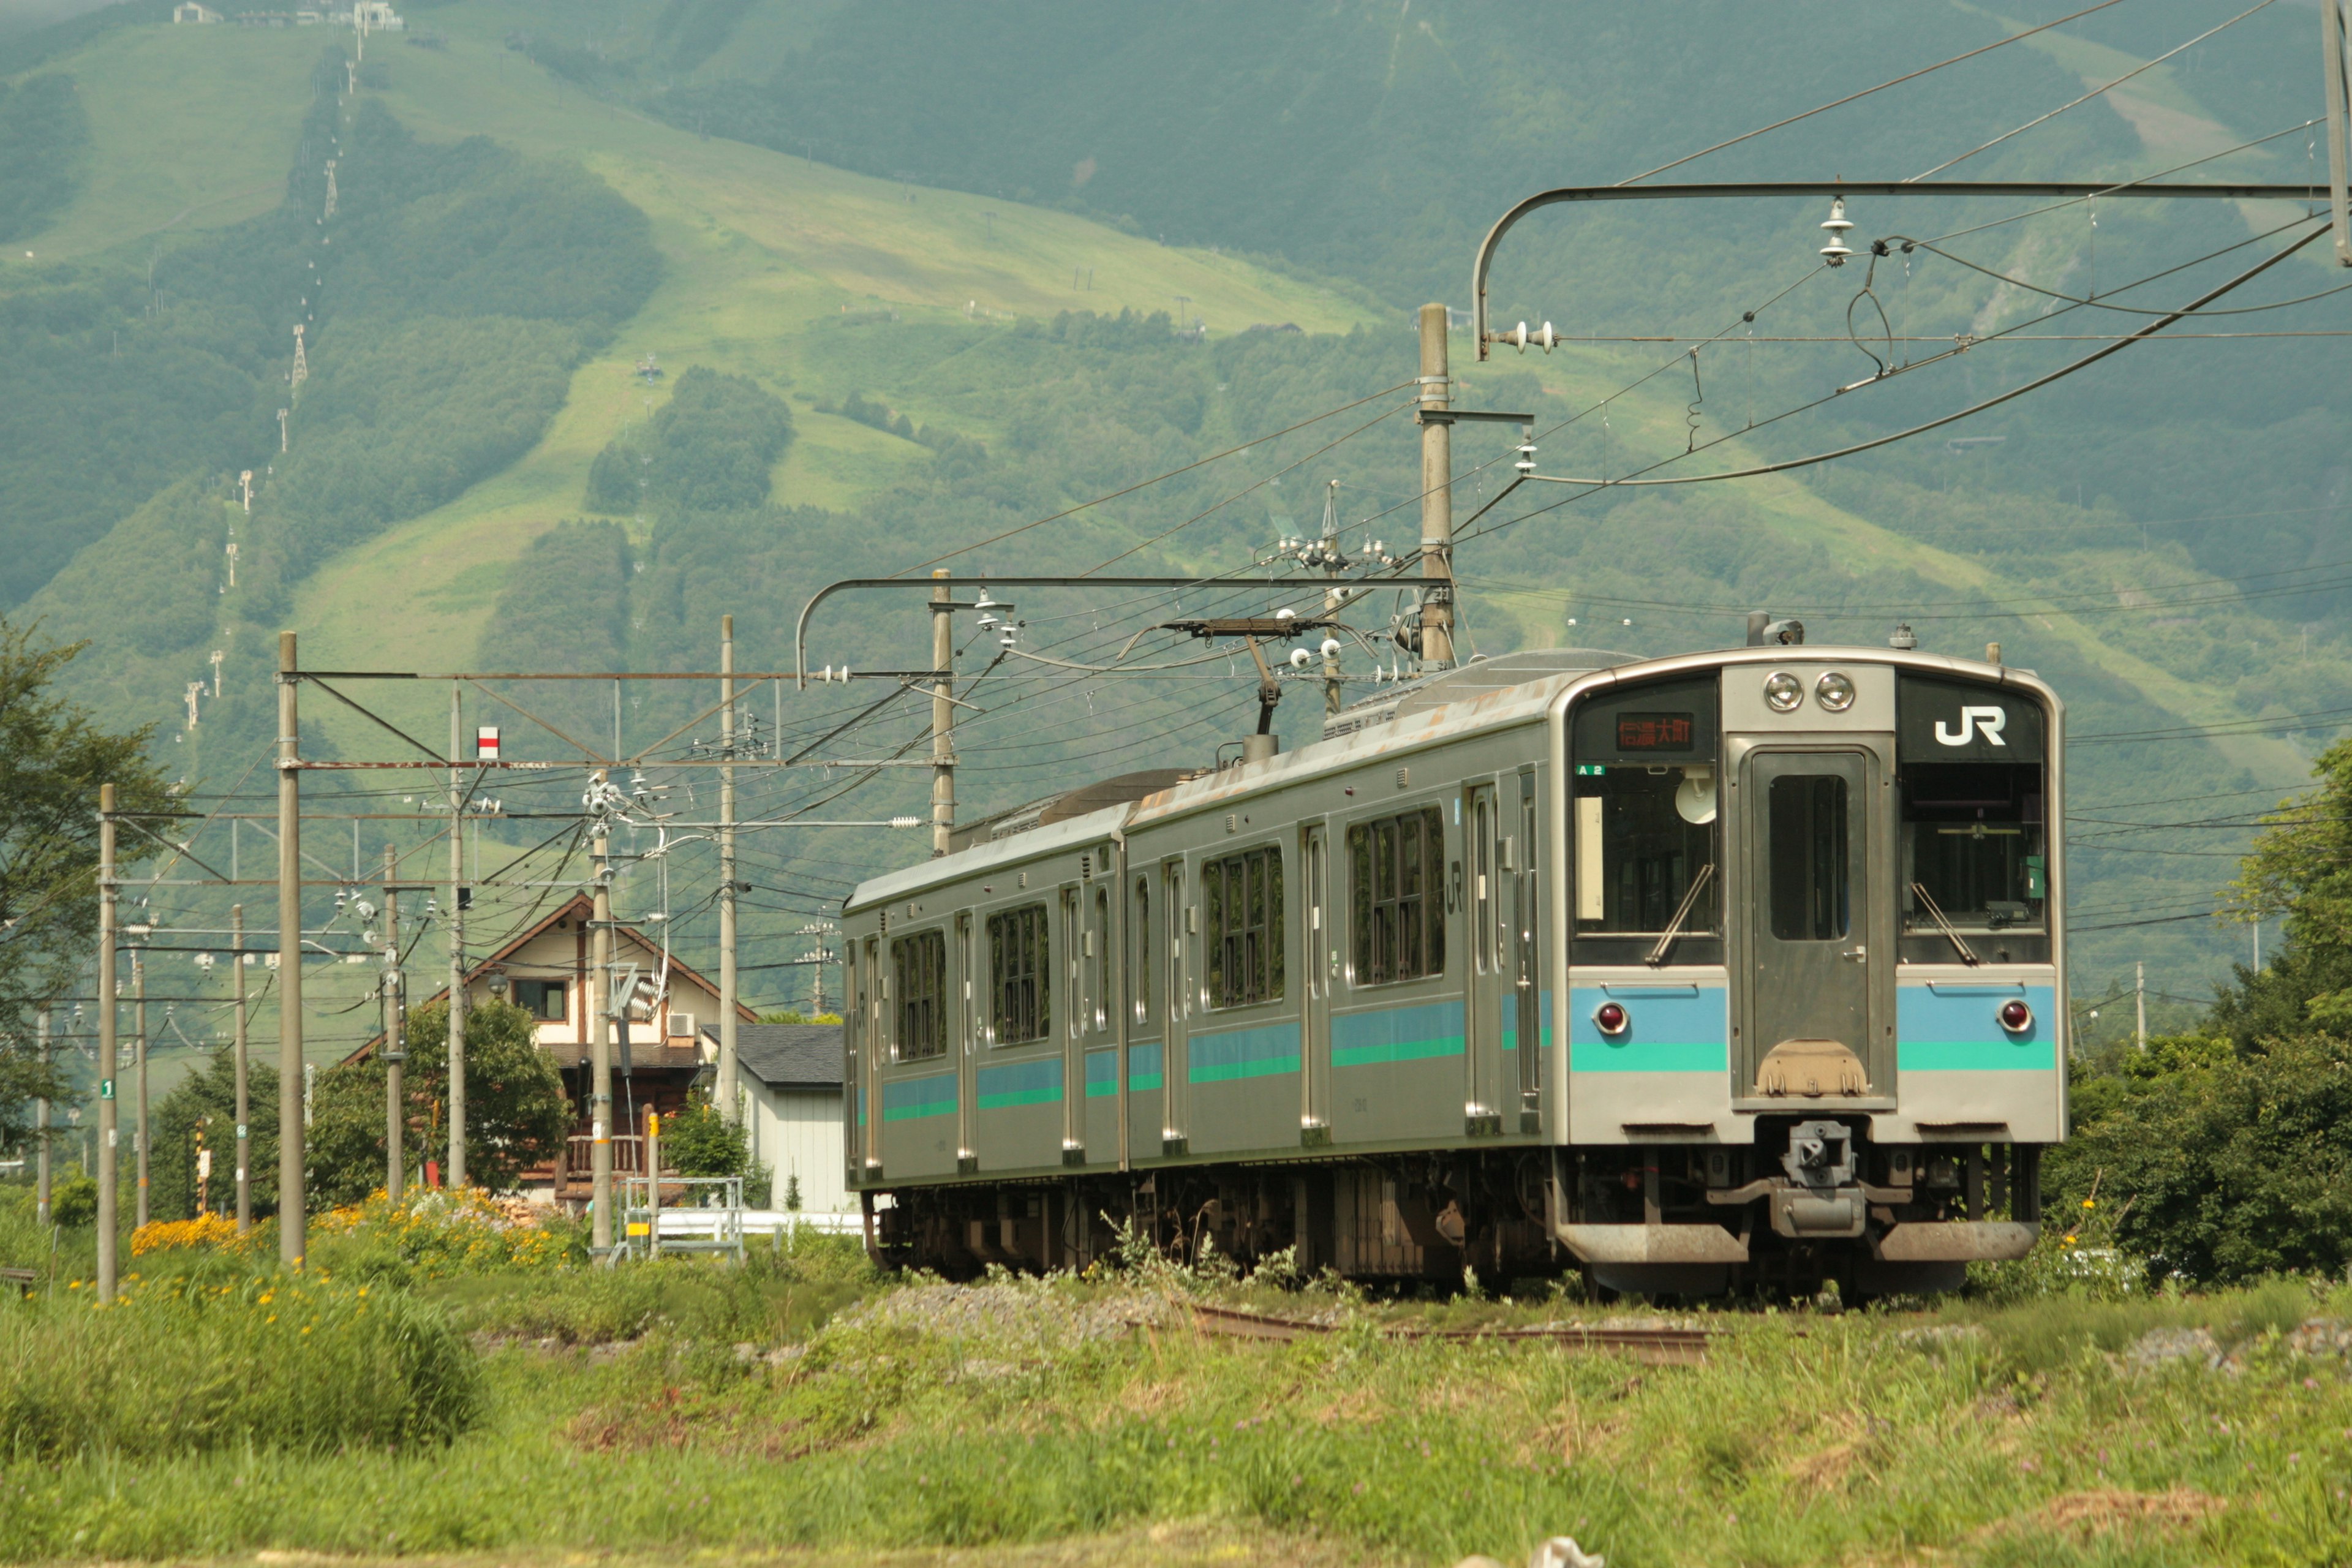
[382,845,403,1197]
[96,783,118,1297]
[717,616,739,1121]
[446,685,467,1188]
[276,630,306,1266]
[590,787,615,1257]
[2135,960,2147,1051]
[134,948,147,1229]
[34,1009,50,1226]
[932,570,957,857]
[233,904,249,1233]
[1417,302,1455,671]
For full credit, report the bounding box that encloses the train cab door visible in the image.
[1513,771,1542,1133]
[1060,886,1084,1161]
[1465,783,1504,1133]
[1300,821,1332,1142]
[1739,748,1882,1096]
[954,913,976,1171]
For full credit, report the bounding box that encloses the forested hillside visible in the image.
[2,0,2346,1037]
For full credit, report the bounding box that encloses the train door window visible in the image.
[1204,846,1284,1008]
[1572,766,1717,933]
[1901,763,2046,930]
[1767,775,1849,940]
[986,905,1050,1045]
[1131,875,1152,1025]
[1091,886,1112,1030]
[891,930,946,1061]
[1349,807,1445,984]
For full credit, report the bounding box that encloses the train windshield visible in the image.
[1900,762,2046,932]
[1573,764,1719,934]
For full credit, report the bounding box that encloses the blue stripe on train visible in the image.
[1898,984,2058,1071]
[1189,1021,1301,1084]
[977,1057,1061,1110]
[881,1073,956,1122]
[1567,986,1728,1074]
[1332,999,1465,1068]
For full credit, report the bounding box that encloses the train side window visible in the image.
[986,905,1050,1045]
[1203,846,1284,1008]
[1348,807,1444,984]
[1572,766,1717,934]
[1767,774,1849,941]
[891,930,946,1060]
[1901,763,2046,931]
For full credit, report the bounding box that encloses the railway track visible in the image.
[1185,1302,1714,1363]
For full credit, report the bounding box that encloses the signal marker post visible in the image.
[382,846,404,1198]
[96,784,117,1297]
[233,904,250,1233]
[276,631,306,1267]
[590,791,615,1259]
[718,617,739,1121]
[446,686,467,1190]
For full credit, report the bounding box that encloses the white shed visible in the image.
[707,1023,848,1218]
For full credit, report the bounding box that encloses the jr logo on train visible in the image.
[839,636,2060,1300]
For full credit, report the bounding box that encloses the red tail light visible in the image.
[1594,1001,1629,1036]
[1998,999,2033,1034]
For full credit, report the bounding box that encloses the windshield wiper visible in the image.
[1645,863,1716,968]
[1910,881,1983,967]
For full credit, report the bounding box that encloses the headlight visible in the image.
[1815,672,1856,712]
[1763,672,1803,712]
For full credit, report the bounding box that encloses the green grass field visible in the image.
[1,1197,2347,1568]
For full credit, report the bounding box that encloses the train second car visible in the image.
[840,641,2061,1298]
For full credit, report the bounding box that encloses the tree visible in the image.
[306,998,571,1205]
[660,1091,769,1207]
[2215,738,2352,1047]
[0,619,172,1148]
[149,1047,280,1222]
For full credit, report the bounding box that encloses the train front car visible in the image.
[1555,647,2062,1299]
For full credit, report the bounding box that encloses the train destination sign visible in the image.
[1615,712,1696,752]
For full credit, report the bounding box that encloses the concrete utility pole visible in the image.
[1416,303,1455,671]
[446,685,467,1188]
[717,616,739,1121]
[589,793,616,1257]
[931,569,956,857]
[233,904,250,1233]
[2135,961,2147,1050]
[276,630,306,1266]
[382,845,403,1197]
[34,1010,50,1226]
[133,949,147,1229]
[96,783,118,1297]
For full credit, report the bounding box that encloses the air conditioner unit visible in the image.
[666,1011,695,1039]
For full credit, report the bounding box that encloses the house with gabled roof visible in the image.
[351,893,755,1204]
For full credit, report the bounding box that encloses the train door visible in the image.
[1126,871,1159,1163]
[954,913,976,1170]
[861,935,881,1175]
[1514,771,1541,1132]
[1466,783,1504,1131]
[1301,821,1332,1142]
[1061,886,1083,1159]
[1163,858,1189,1154]
[1740,749,1876,1094]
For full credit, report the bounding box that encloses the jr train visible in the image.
[840,633,2061,1297]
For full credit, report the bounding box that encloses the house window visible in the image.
[512,979,567,1021]
[892,930,947,1060]
[987,905,1050,1046]
[1349,807,1445,985]
[1203,846,1283,1008]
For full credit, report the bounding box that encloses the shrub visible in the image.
[0,1272,480,1458]
[307,1187,575,1281]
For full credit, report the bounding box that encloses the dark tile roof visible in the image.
[701,1023,843,1090]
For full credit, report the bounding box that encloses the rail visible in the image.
[1185,1302,1714,1363]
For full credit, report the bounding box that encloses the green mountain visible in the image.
[2,0,2346,1077]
